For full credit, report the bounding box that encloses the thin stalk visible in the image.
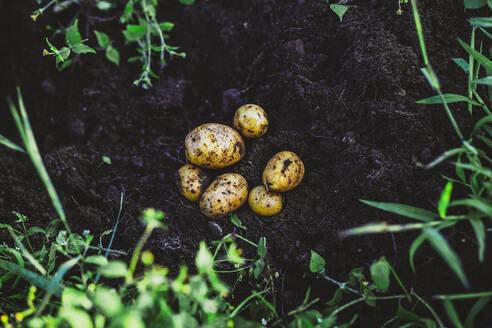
[468,27,476,114]
[126,224,155,283]
[433,291,492,300]
[230,290,268,318]
[412,290,444,328]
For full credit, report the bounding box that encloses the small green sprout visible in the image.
[43,19,96,71]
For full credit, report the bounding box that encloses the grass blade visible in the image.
[409,232,427,273]
[458,38,492,72]
[469,218,485,262]
[438,182,453,219]
[464,296,491,328]
[360,200,437,221]
[0,135,25,153]
[443,300,464,328]
[36,256,80,315]
[424,228,469,289]
[451,198,492,217]
[417,94,480,106]
[0,259,61,296]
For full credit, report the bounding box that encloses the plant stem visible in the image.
[127,224,154,283]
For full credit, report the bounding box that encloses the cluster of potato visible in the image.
[177,104,304,219]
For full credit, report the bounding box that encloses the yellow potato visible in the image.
[248,185,283,216]
[262,151,304,192]
[177,164,210,202]
[233,104,269,138]
[185,123,245,169]
[200,173,248,218]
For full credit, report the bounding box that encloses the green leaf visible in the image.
[99,261,128,278]
[85,255,108,266]
[438,182,453,218]
[469,16,492,27]
[94,30,110,48]
[330,4,349,22]
[253,258,265,279]
[360,200,436,221]
[102,156,112,165]
[472,114,492,135]
[93,287,122,317]
[443,300,464,328]
[464,296,491,328]
[0,135,25,153]
[96,0,112,11]
[123,24,147,42]
[0,259,60,296]
[396,305,420,322]
[65,19,82,46]
[58,59,72,71]
[459,38,492,72]
[230,214,247,230]
[257,237,266,258]
[62,287,92,309]
[195,241,213,274]
[370,258,390,292]
[452,58,470,73]
[309,250,325,273]
[106,45,120,66]
[326,288,343,306]
[424,228,469,288]
[179,0,195,5]
[59,307,93,328]
[472,76,492,86]
[409,233,427,273]
[465,0,487,9]
[451,198,492,216]
[417,93,481,106]
[27,226,45,237]
[72,43,96,54]
[159,22,174,31]
[469,218,486,262]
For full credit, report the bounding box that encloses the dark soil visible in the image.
[1,0,491,326]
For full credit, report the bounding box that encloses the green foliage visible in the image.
[43,19,96,71]
[343,0,492,293]
[32,0,194,87]
[325,0,355,22]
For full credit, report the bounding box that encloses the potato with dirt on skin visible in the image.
[177,164,210,202]
[200,173,248,219]
[233,104,269,138]
[262,151,304,192]
[185,123,245,169]
[248,185,283,216]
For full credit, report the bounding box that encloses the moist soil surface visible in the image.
[1,0,492,326]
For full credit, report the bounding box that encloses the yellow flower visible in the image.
[229,305,235,311]
[1,314,8,324]
[30,14,38,21]
[14,313,24,322]
[227,320,234,328]
[396,9,403,15]
[42,49,49,56]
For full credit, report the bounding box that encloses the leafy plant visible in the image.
[32,0,194,87]
[341,0,492,321]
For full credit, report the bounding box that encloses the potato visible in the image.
[262,151,304,192]
[200,173,248,218]
[185,123,245,169]
[248,185,283,216]
[177,164,210,202]
[233,104,268,138]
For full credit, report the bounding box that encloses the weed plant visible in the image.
[32,0,193,88]
[343,0,492,324]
